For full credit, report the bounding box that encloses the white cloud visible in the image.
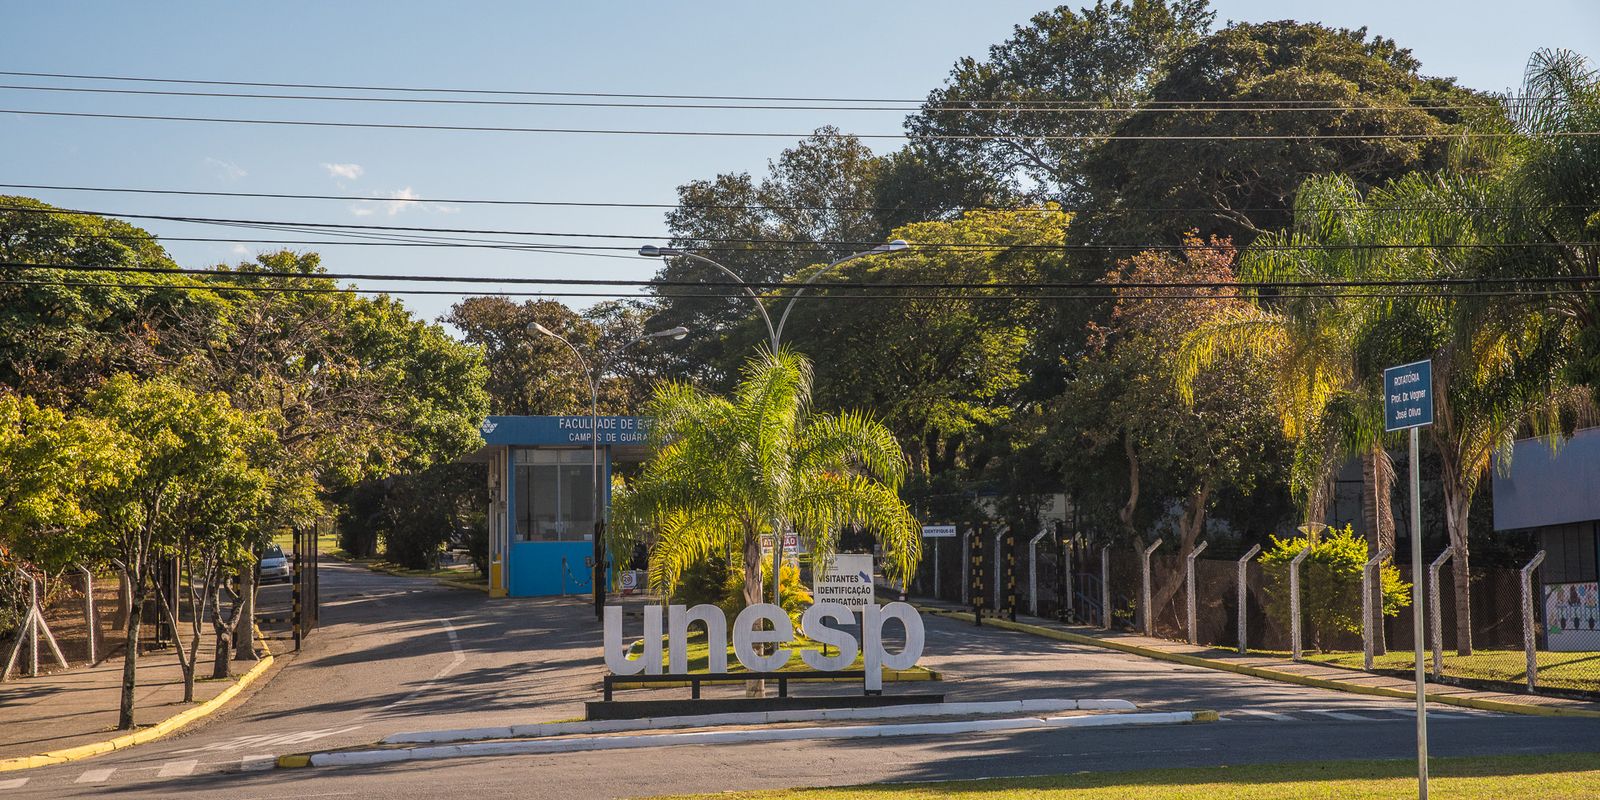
[349,187,441,218]
[382,187,421,216]
[230,244,250,256]
[205,157,247,181]
[322,162,364,181]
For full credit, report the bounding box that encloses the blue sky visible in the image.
[3,1,1597,328]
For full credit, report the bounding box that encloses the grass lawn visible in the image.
[656,752,1600,799]
[1304,649,1600,694]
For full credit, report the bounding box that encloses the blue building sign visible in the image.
[479,415,651,446]
[1383,360,1433,432]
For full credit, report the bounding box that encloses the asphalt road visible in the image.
[4,561,1597,798]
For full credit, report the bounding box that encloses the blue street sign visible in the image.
[1384,359,1433,431]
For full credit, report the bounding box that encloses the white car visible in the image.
[260,544,292,584]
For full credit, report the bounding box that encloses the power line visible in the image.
[0,69,1541,107]
[3,183,1589,216]
[5,275,1597,303]
[10,261,1600,292]
[2,107,1578,141]
[0,82,1510,114]
[4,205,1594,253]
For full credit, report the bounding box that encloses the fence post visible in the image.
[1520,551,1546,693]
[1429,548,1454,679]
[1029,527,1049,616]
[24,570,38,677]
[1289,544,1313,661]
[1363,547,1392,671]
[1140,540,1163,637]
[292,530,303,652]
[1059,531,1073,623]
[1186,541,1209,646]
[1101,545,1112,630]
[1237,544,1261,654]
[78,565,98,666]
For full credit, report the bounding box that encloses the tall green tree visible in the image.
[614,349,921,634]
[908,0,1214,202]
[82,375,272,727]
[0,394,126,573]
[1078,20,1493,250]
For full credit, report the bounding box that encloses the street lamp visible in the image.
[529,321,689,620]
[639,239,910,606]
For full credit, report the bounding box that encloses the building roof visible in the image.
[1492,427,1600,531]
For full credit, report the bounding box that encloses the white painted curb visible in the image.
[314,710,1196,768]
[383,698,1138,744]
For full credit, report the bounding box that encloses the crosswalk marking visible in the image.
[74,768,115,783]
[1310,710,1373,721]
[156,759,197,778]
[241,755,277,771]
[0,778,28,790]
[1229,708,1296,721]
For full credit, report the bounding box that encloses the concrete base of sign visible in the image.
[586,692,946,721]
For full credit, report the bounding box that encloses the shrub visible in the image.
[1260,524,1411,652]
[672,552,731,608]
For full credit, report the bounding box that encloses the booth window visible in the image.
[513,449,598,542]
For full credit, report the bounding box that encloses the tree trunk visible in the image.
[741,526,765,698]
[119,584,143,730]
[1118,433,1141,539]
[1362,447,1396,656]
[1150,486,1209,633]
[1443,487,1474,656]
[234,556,257,661]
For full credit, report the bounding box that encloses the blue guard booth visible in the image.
[462,415,650,597]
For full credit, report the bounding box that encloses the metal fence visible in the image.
[910,526,1599,700]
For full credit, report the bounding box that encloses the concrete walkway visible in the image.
[914,602,1600,718]
[0,635,274,763]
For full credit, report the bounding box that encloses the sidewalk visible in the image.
[913,601,1600,719]
[0,633,276,766]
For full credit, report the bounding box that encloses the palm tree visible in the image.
[614,347,921,635]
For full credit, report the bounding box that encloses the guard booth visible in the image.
[463,415,650,598]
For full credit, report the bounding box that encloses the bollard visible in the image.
[961,531,972,607]
[1237,544,1261,654]
[1362,547,1392,671]
[1289,544,1313,661]
[1101,545,1112,630]
[1429,548,1454,679]
[1059,531,1073,623]
[1140,540,1163,637]
[985,528,998,614]
[1520,551,1546,692]
[78,565,98,666]
[969,527,987,626]
[1186,541,1209,646]
[1004,528,1017,621]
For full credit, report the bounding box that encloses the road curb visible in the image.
[0,651,277,772]
[919,607,1600,720]
[284,709,1212,768]
[383,698,1139,745]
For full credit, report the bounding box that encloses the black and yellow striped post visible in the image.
[1055,524,1070,622]
[969,526,986,626]
[1004,527,1018,621]
[291,528,303,652]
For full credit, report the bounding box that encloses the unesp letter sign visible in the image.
[603,602,925,692]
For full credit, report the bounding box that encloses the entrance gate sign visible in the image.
[813,554,875,609]
[603,602,925,692]
[920,524,957,538]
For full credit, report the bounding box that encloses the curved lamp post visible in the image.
[638,239,910,606]
[529,321,689,620]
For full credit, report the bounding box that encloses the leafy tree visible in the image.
[651,129,892,384]
[1050,235,1289,568]
[82,375,272,726]
[782,208,1071,489]
[0,393,126,573]
[1259,524,1411,652]
[908,0,1214,201]
[0,196,226,404]
[1078,20,1494,250]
